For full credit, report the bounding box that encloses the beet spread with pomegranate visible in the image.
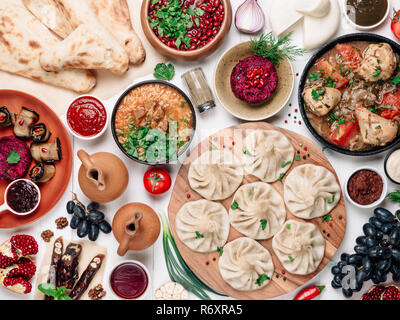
[0,136,32,181]
[230,56,279,104]
[148,0,224,51]
[347,169,383,205]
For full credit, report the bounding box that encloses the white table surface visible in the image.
[2,0,400,301]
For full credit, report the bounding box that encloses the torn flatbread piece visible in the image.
[0,1,96,93]
[89,0,145,65]
[22,0,74,39]
[40,22,129,75]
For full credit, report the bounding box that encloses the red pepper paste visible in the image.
[347,169,383,205]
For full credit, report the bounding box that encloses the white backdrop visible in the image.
[1,0,400,300]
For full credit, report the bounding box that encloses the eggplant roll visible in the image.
[30,138,62,162]
[0,106,15,127]
[30,123,51,143]
[13,107,39,138]
[29,163,56,183]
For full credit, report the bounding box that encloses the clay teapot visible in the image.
[112,202,161,256]
[77,149,129,203]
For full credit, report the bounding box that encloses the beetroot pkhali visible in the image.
[230,56,279,104]
[0,136,32,181]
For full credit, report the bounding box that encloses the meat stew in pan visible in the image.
[303,41,400,151]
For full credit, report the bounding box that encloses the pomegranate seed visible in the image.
[41,148,47,153]
[0,116,4,121]
[18,119,24,125]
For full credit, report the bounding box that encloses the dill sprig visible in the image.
[388,190,400,203]
[250,32,306,64]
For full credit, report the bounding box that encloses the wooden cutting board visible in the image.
[168,122,346,300]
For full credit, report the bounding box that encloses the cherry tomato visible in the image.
[391,9,400,40]
[143,168,171,195]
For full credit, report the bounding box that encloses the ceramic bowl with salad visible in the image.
[111,80,196,165]
[140,0,232,60]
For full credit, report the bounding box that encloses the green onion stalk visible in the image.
[159,211,226,300]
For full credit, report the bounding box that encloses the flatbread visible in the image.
[0,1,96,93]
[89,0,145,65]
[40,22,130,75]
[22,0,74,38]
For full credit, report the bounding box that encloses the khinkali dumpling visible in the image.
[229,182,286,240]
[272,220,325,275]
[219,237,274,291]
[284,164,341,219]
[243,130,295,183]
[175,200,230,253]
[188,150,243,200]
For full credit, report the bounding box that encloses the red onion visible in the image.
[235,0,265,34]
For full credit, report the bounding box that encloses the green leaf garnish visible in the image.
[295,155,301,161]
[327,194,335,204]
[231,201,239,210]
[326,76,336,88]
[217,247,223,256]
[375,125,382,130]
[248,187,254,196]
[373,67,381,78]
[321,214,332,222]
[281,160,292,168]
[287,224,291,230]
[309,73,321,81]
[195,231,204,239]
[393,76,400,85]
[38,283,72,300]
[255,273,270,286]
[279,173,286,181]
[6,150,20,164]
[153,63,175,80]
[260,219,267,230]
[288,255,295,262]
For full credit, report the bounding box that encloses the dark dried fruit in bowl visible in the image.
[88,224,100,242]
[29,162,55,183]
[77,220,90,238]
[88,210,104,224]
[30,123,51,143]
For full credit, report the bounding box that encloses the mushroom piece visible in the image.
[30,123,51,143]
[30,138,62,162]
[13,107,39,139]
[303,85,342,117]
[358,43,397,82]
[0,107,15,127]
[29,163,56,183]
[355,106,398,146]
[155,282,189,300]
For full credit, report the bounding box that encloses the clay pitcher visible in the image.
[113,203,161,256]
[77,149,129,203]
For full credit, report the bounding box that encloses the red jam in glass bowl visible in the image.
[110,262,149,299]
[67,96,107,138]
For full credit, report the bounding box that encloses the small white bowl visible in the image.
[343,0,391,31]
[109,260,151,300]
[0,179,41,216]
[344,167,388,209]
[65,95,108,141]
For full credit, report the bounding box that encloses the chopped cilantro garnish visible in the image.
[373,67,381,78]
[288,255,295,262]
[279,172,286,181]
[255,274,270,286]
[195,231,204,239]
[393,76,400,85]
[327,194,335,204]
[260,219,267,230]
[309,73,321,81]
[281,160,292,168]
[321,214,332,222]
[231,201,239,210]
[295,155,301,161]
[217,247,223,256]
[375,125,382,130]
